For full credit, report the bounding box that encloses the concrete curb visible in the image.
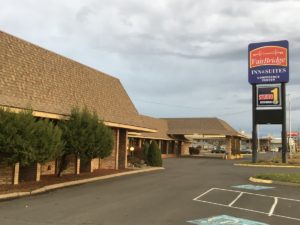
[234,163,300,168]
[249,176,300,187]
[249,176,273,184]
[0,167,164,201]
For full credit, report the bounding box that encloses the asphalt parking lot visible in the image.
[0,157,299,225]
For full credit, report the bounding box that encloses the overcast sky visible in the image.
[1,0,300,136]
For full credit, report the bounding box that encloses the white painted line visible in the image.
[228,192,243,207]
[212,187,300,202]
[268,197,278,217]
[272,213,300,222]
[193,188,300,222]
[194,198,300,222]
[192,188,214,201]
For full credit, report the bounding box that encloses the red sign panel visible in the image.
[287,132,299,137]
[250,46,288,68]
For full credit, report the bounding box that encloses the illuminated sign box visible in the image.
[248,40,289,84]
[256,84,281,110]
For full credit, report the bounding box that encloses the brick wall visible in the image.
[61,154,80,175]
[0,162,13,184]
[80,159,93,173]
[101,129,119,169]
[91,158,100,170]
[41,160,56,175]
[19,163,41,182]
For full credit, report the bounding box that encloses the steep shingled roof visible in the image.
[164,118,239,136]
[139,115,173,140]
[0,31,149,130]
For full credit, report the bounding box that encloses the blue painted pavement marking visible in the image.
[232,184,274,191]
[187,215,268,225]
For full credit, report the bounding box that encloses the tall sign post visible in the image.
[248,40,289,163]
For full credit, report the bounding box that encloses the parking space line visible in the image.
[192,188,214,201]
[193,187,300,222]
[268,197,278,216]
[229,192,243,207]
[203,187,300,203]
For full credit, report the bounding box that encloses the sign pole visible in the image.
[252,84,258,163]
[281,83,287,163]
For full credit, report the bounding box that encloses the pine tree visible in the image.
[147,141,162,167]
[58,107,114,175]
[0,108,63,166]
[142,142,149,164]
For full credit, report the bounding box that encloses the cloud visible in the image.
[1,0,300,135]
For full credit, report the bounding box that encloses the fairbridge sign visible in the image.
[249,41,289,84]
[248,40,289,163]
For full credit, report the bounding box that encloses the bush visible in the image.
[189,147,200,155]
[0,108,63,166]
[33,119,64,163]
[58,107,114,175]
[147,141,162,167]
[142,142,150,163]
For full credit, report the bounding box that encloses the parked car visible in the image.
[211,147,226,154]
[240,148,252,154]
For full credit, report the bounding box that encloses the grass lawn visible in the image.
[254,173,300,184]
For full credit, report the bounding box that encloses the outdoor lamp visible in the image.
[129,146,135,152]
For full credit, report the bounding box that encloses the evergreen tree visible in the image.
[33,119,64,163]
[58,107,114,175]
[142,142,149,164]
[147,141,162,167]
[0,108,63,166]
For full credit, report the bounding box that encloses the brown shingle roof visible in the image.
[164,117,239,136]
[139,115,173,140]
[0,31,150,130]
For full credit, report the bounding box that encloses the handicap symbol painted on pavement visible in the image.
[232,184,274,191]
[187,215,268,225]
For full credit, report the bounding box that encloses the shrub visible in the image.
[189,147,200,155]
[33,119,64,164]
[147,141,162,167]
[142,142,150,163]
[58,107,114,175]
[0,108,63,166]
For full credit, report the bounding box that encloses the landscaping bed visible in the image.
[238,156,300,167]
[0,168,130,194]
[254,173,300,184]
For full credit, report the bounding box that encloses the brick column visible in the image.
[166,141,169,155]
[0,162,20,185]
[118,129,128,169]
[226,136,232,159]
[138,139,142,148]
[158,140,162,149]
[115,129,120,170]
[36,163,41,181]
[13,163,20,185]
[76,156,80,175]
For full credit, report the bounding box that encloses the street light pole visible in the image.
[288,94,291,155]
